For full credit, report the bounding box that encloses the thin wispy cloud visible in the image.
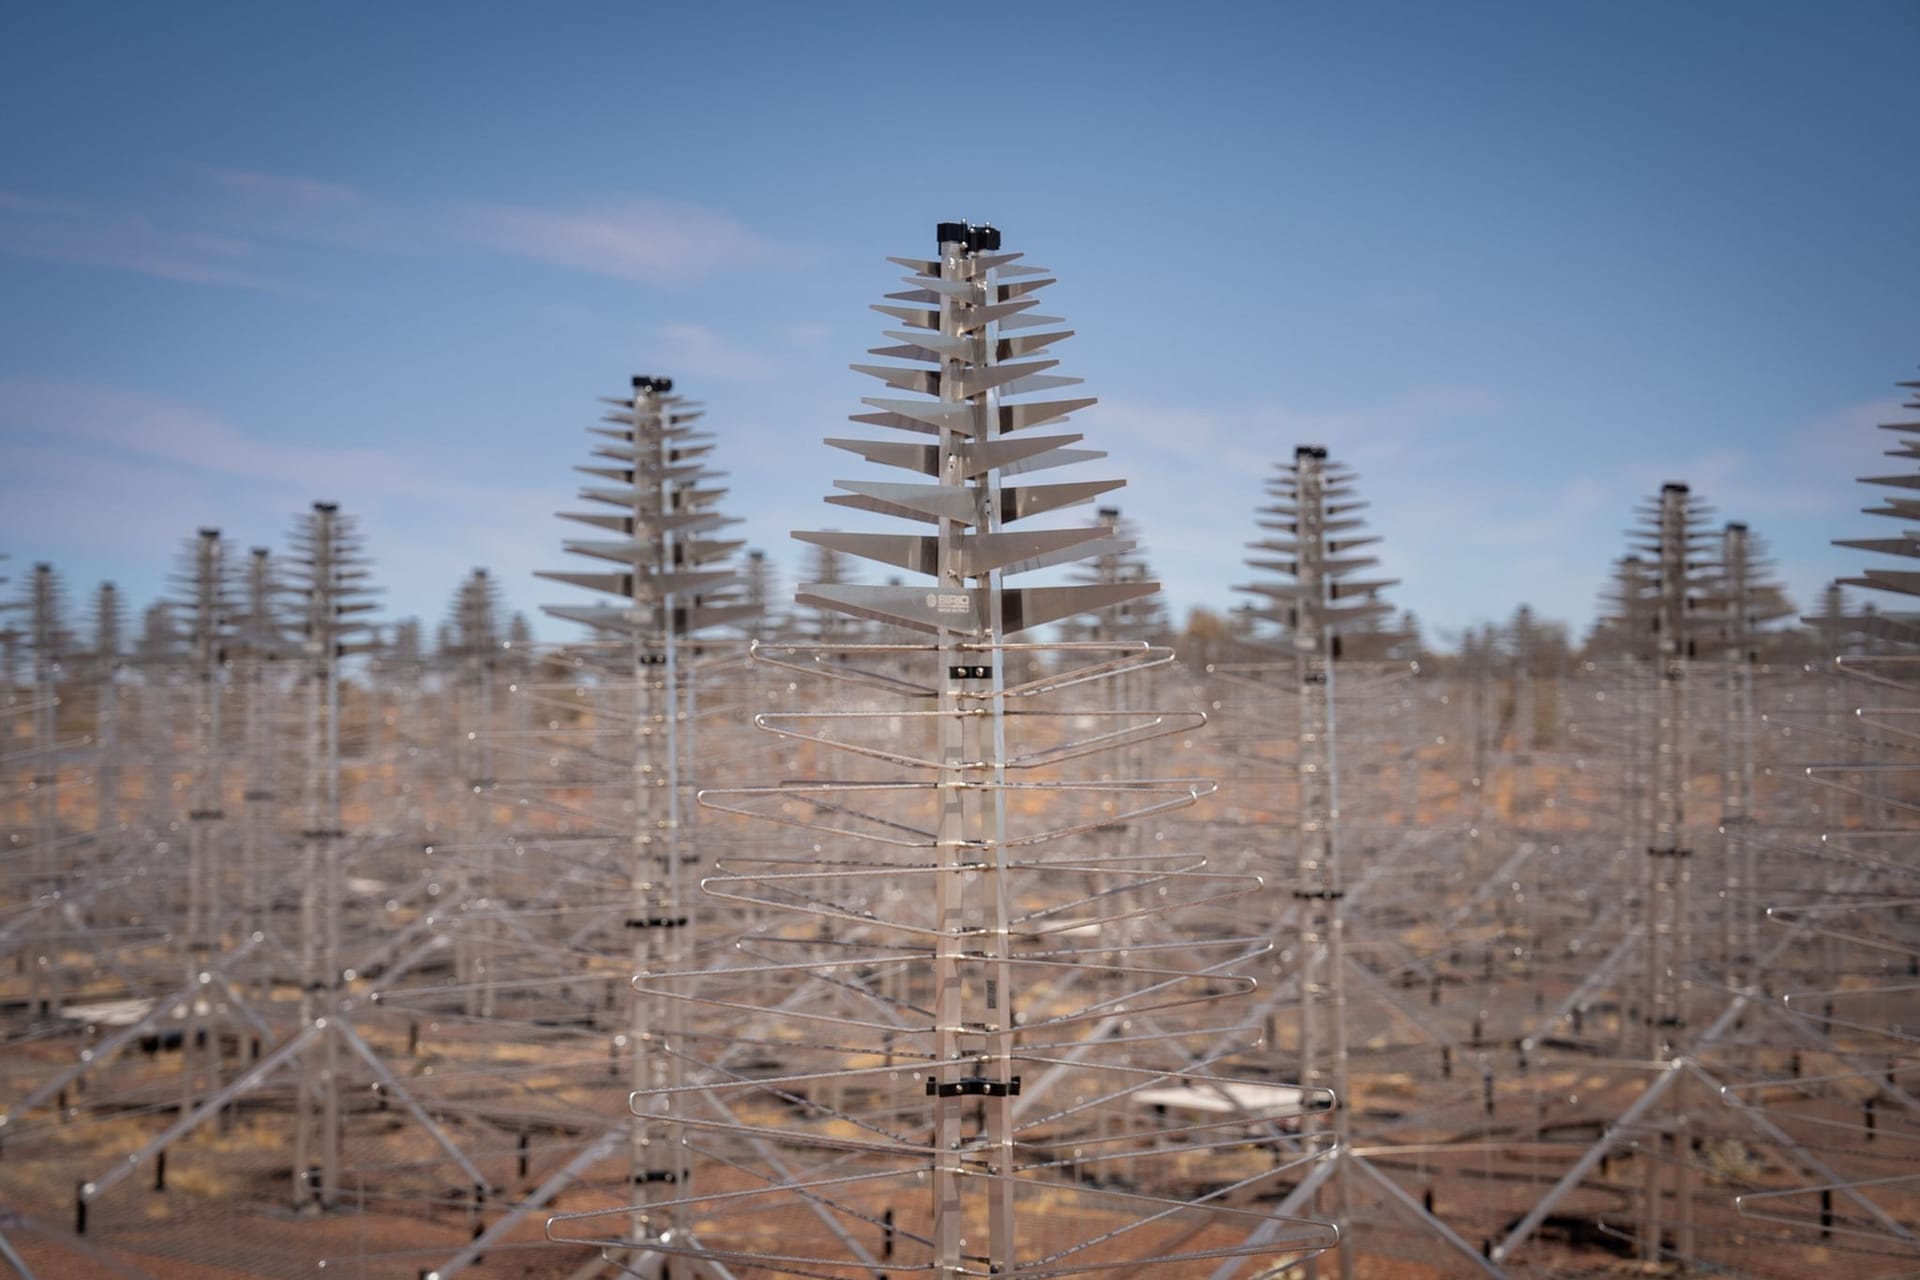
[455,198,774,284]
[1051,388,1498,625]
[655,322,776,381]
[1093,386,1500,479]
[1630,398,1912,526]
[199,166,404,251]
[0,188,277,288]
[0,172,775,290]
[1796,396,1911,476]
[0,377,566,626]
[0,441,248,552]
[1050,386,1673,637]
[205,168,364,209]
[5,377,398,493]
[0,377,555,515]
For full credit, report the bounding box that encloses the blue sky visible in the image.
[2,2,1915,648]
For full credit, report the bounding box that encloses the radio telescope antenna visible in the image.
[553,222,1338,1278]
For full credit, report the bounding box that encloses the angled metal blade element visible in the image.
[829,480,979,524]
[794,583,984,636]
[1001,582,1160,635]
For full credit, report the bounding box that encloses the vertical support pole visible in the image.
[456,572,498,1022]
[661,539,692,1207]
[294,582,319,1210]
[477,583,497,1022]
[183,530,225,1126]
[1720,524,1754,985]
[242,549,274,952]
[292,503,351,1212]
[608,375,712,1256]
[1675,1068,1695,1259]
[95,582,122,849]
[977,244,1018,1275]
[321,518,344,1213]
[1400,667,1421,828]
[1641,482,1692,1264]
[1291,447,1353,1280]
[898,220,1020,1276]
[628,380,673,1250]
[1513,617,1536,817]
[29,565,63,1023]
[930,223,972,1278]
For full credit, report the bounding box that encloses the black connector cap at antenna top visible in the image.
[313,501,339,513]
[1662,482,1689,494]
[1297,444,1329,460]
[633,375,674,393]
[199,527,220,539]
[936,221,1001,253]
[1727,521,1748,533]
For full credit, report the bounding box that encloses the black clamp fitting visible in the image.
[936,221,1002,253]
[928,1076,1021,1098]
